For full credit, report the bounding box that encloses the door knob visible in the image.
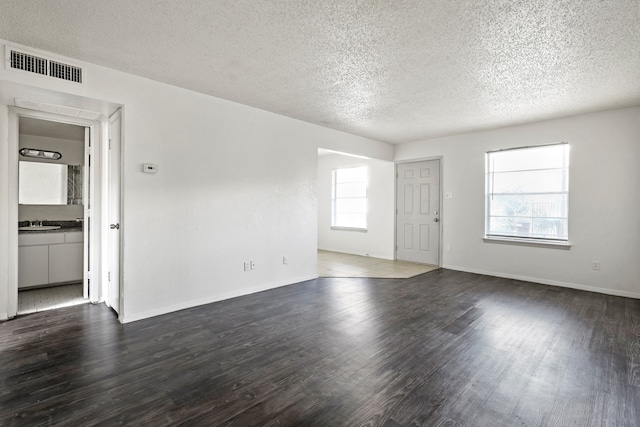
[110,223,120,230]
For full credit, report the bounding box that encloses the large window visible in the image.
[332,166,367,230]
[486,143,570,242]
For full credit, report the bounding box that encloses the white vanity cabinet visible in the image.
[49,232,84,284]
[18,244,49,288]
[18,231,84,289]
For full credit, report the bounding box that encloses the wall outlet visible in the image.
[592,261,600,271]
[244,262,250,271]
[250,260,256,270]
[283,256,288,265]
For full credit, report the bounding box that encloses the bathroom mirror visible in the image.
[19,161,83,205]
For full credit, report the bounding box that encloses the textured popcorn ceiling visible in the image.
[1,0,639,143]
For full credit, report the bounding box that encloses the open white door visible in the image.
[107,110,121,314]
[82,127,91,298]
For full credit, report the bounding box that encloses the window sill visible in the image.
[331,226,368,233]
[483,236,571,250]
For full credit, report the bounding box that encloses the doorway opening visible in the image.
[17,117,89,314]
[3,101,122,321]
[317,148,431,278]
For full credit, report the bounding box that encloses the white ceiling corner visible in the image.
[1,0,639,144]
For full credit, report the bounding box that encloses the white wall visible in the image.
[396,106,640,298]
[317,153,395,259]
[0,39,393,322]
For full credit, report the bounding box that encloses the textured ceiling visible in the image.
[0,0,639,143]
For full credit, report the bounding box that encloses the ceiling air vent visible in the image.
[7,47,83,84]
[49,60,83,83]
[10,50,48,75]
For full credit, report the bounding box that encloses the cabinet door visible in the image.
[49,243,84,283]
[19,245,49,288]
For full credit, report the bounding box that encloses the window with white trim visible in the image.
[332,166,367,230]
[486,143,570,242]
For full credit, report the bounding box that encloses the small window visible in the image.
[332,166,367,230]
[486,143,570,242]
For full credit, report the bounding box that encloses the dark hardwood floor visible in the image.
[1,269,639,426]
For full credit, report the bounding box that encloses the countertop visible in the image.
[19,227,83,234]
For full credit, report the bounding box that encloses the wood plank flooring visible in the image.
[1,269,639,426]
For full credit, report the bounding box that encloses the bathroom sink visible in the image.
[18,225,61,231]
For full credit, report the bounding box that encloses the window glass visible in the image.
[486,144,569,241]
[332,166,367,229]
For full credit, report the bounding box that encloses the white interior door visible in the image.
[107,110,121,314]
[83,127,91,298]
[396,160,440,265]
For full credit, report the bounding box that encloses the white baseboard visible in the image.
[442,265,640,299]
[121,274,318,323]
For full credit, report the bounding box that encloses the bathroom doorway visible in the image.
[0,82,123,321]
[16,116,89,314]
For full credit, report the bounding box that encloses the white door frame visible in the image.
[394,156,444,266]
[4,106,107,317]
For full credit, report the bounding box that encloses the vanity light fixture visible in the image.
[19,148,62,160]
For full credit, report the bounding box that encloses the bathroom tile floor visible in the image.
[18,283,88,315]
[318,250,438,278]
